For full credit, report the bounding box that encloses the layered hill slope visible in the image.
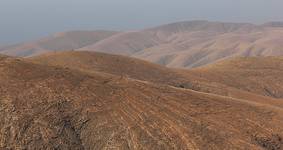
[80,21,261,55]
[29,51,181,84]
[3,20,283,68]
[1,52,283,149]
[0,30,118,57]
[189,57,283,98]
[79,21,283,68]
[29,51,283,104]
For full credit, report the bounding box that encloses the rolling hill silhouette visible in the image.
[2,21,283,68]
[0,30,118,57]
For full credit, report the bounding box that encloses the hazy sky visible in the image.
[1,0,283,45]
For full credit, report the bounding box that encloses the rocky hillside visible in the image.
[1,52,283,149]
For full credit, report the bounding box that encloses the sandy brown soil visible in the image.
[188,57,283,98]
[29,51,283,107]
[0,52,282,149]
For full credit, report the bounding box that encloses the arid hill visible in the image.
[79,21,283,68]
[80,21,260,55]
[29,51,283,106]
[1,52,283,149]
[0,30,118,57]
[188,57,283,98]
[29,51,182,84]
[2,20,283,68]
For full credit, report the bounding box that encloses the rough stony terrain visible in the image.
[30,51,283,107]
[189,57,283,98]
[1,52,283,149]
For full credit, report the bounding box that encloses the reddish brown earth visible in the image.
[0,51,282,149]
[188,57,283,98]
[29,51,283,107]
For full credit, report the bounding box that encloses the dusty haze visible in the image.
[1,0,283,45]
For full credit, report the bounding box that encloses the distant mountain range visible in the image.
[1,20,283,68]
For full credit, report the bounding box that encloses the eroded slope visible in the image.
[1,55,283,149]
[190,57,283,98]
